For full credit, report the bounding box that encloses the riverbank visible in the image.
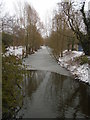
[58,50,90,85]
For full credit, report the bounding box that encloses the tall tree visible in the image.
[61,1,90,55]
[23,3,43,56]
[47,7,76,58]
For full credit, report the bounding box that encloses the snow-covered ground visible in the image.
[5,46,40,58]
[5,46,26,58]
[58,50,90,85]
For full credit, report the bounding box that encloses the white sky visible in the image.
[2,0,60,23]
[29,0,60,22]
[2,0,90,24]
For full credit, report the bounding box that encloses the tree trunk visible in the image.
[81,38,90,56]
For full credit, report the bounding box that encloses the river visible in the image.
[16,70,90,118]
[16,46,90,118]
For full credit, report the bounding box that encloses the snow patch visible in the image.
[5,46,26,58]
[58,50,90,85]
[41,46,46,49]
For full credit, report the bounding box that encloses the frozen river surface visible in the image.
[23,46,71,76]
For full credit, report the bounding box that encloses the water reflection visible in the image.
[17,70,90,118]
[23,71,46,99]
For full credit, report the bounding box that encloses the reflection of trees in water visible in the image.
[45,73,66,99]
[24,70,46,99]
[45,72,90,118]
[22,71,90,118]
[45,72,78,101]
[79,83,90,117]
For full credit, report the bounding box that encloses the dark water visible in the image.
[17,70,90,118]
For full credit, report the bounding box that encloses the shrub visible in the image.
[2,55,24,119]
[80,56,88,65]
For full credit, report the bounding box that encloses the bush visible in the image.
[80,56,88,65]
[2,55,24,119]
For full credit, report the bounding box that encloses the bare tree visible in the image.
[48,6,76,58]
[61,1,90,55]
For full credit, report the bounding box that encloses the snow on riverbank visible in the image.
[5,46,40,58]
[5,46,26,58]
[58,50,90,85]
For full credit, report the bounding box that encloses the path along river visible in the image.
[17,46,90,118]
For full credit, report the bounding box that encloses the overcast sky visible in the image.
[2,0,90,24]
[2,0,60,23]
